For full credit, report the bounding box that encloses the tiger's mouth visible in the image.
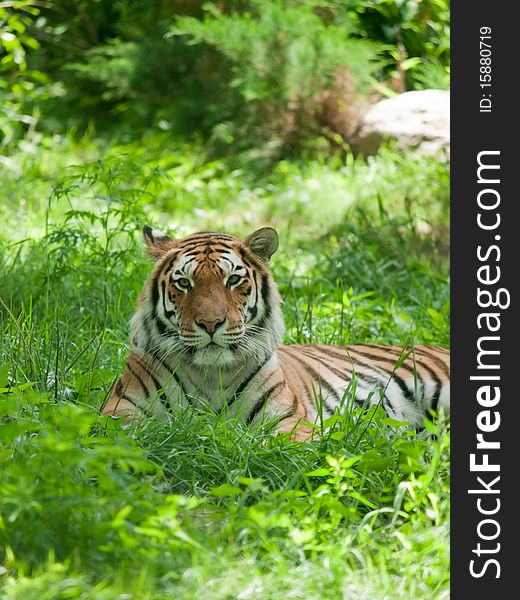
[179,326,259,366]
[197,334,238,348]
[191,331,244,350]
[191,342,236,368]
[204,341,224,349]
[179,333,237,349]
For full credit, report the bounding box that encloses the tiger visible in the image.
[102,226,450,440]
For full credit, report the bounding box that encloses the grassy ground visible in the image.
[0,134,450,599]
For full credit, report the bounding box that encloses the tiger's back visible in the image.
[275,343,449,436]
[102,227,450,439]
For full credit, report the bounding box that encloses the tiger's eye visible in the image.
[227,274,242,287]
[176,278,191,290]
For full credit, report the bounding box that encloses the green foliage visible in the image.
[0,0,449,154]
[0,1,41,146]
[0,393,160,566]
[169,0,380,156]
[351,0,450,92]
[0,383,449,598]
[2,155,160,324]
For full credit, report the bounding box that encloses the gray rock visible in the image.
[351,89,450,158]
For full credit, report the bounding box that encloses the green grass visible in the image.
[0,134,449,599]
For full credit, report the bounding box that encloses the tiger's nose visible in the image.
[195,317,225,335]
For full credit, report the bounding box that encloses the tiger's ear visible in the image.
[243,227,279,262]
[143,225,175,258]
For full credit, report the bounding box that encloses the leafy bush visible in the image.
[169,0,381,156]
[0,392,160,568]
[351,0,450,92]
[2,1,449,158]
[0,2,42,148]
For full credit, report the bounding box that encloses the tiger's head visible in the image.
[131,226,285,368]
